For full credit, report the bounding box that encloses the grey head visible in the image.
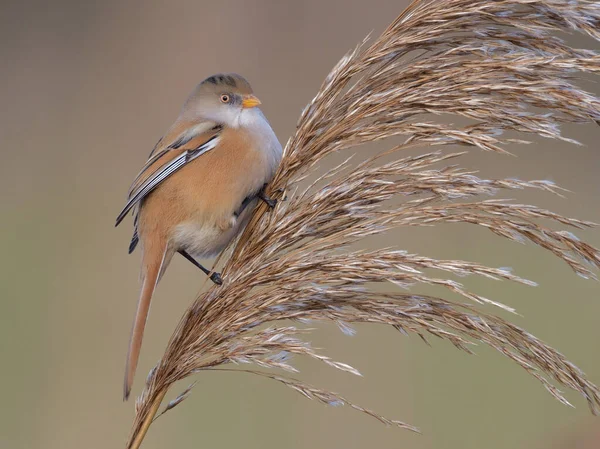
[180,73,262,127]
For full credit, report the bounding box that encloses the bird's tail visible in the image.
[123,238,172,400]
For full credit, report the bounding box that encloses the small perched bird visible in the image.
[116,73,282,400]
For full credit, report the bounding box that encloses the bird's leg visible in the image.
[179,250,222,285]
[258,184,277,209]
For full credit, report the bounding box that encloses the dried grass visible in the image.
[125,1,600,447]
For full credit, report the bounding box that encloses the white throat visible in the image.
[239,108,283,175]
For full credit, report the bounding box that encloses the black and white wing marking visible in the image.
[115,133,221,228]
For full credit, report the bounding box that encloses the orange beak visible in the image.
[242,95,261,109]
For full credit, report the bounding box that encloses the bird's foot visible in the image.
[258,186,277,209]
[260,195,277,209]
[209,271,223,285]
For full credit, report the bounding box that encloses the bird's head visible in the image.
[182,73,262,128]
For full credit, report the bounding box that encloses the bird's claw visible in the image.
[258,185,278,209]
[262,197,277,208]
[210,272,223,285]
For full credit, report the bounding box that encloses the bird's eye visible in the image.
[220,94,230,103]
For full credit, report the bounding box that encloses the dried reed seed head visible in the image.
[126,1,600,447]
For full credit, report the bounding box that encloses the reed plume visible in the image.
[125,1,600,447]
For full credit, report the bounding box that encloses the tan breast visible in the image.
[137,126,272,256]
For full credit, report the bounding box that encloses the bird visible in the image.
[115,73,283,400]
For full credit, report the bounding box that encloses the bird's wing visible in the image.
[115,122,223,235]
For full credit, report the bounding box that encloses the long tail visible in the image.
[123,238,171,400]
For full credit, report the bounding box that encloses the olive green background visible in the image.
[1,1,599,448]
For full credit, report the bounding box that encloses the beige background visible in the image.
[1,1,599,448]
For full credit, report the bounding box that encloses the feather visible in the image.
[115,134,221,227]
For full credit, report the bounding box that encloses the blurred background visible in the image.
[1,1,599,448]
